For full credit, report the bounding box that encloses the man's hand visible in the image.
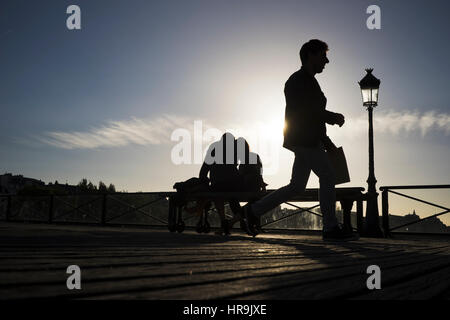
[334,113,345,127]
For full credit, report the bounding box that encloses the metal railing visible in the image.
[3,186,448,236]
[380,185,450,236]
[0,192,171,226]
[1,188,366,233]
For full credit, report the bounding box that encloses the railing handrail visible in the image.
[380,184,450,191]
[0,192,175,197]
[0,187,365,198]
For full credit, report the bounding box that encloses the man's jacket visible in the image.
[283,67,340,152]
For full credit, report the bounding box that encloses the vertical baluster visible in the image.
[382,189,390,237]
[101,194,107,225]
[48,195,54,223]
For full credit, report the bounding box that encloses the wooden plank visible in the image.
[242,255,450,299]
[1,223,448,299]
[1,246,446,299]
[350,263,450,299]
[1,238,442,275]
[79,248,450,299]
[0,246,414,287]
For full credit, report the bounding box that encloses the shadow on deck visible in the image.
[0,222,449,300]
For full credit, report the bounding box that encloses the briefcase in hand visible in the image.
[327,147,350,185]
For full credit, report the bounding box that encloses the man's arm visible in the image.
[324,110,345,127]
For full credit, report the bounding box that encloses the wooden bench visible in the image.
[167,187,367,234]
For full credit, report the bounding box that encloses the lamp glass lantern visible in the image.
[359,68,380,107]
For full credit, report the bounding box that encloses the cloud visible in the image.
[35,114,195,150]
[32,110,450,150]
[328,110,450,139]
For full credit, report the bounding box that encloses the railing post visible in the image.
[101,194,107,225]
[48,195,54,223]
[356,200,363,234]
[382,189,390,237]
[340,200,353,233]
[168,196,178,232]
[6,195,11,222]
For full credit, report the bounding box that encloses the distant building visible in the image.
[389,209,449,233]
[0,173,45,194]
[0,173,112,195]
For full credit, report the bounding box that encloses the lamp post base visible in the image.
[363,192,384,238]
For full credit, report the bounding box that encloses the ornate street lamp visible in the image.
[359,68,383,237]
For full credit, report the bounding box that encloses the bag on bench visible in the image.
[173,177,210,194]
[173,177,211,216]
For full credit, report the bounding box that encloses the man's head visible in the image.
[299,39,329,74]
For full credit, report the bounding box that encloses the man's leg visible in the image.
[309,146,339,232]
[251,149,312,218]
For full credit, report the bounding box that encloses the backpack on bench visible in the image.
[173,177,210,194]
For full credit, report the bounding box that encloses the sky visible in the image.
[1,0,449,225]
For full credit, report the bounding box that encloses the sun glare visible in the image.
[259,119,284,141]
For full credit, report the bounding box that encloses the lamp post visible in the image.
[358,68,383,237]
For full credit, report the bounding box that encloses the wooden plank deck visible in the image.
[0,222,449,300]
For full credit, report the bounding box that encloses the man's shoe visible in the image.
[323,225,360,241]
[242,204,259,237]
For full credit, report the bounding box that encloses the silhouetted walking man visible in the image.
[243,39,359,241]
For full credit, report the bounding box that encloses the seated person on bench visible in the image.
[232,137,268,231]
[236,137,267,193]
[198,132,242,235]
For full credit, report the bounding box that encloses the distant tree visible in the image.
[75,178,117,194]
[78,178,88,188]
[87,181,96,192]
[98,181,107,193]
[107,183,116,193]
[54,180,59,185]
[76,178,88,193]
